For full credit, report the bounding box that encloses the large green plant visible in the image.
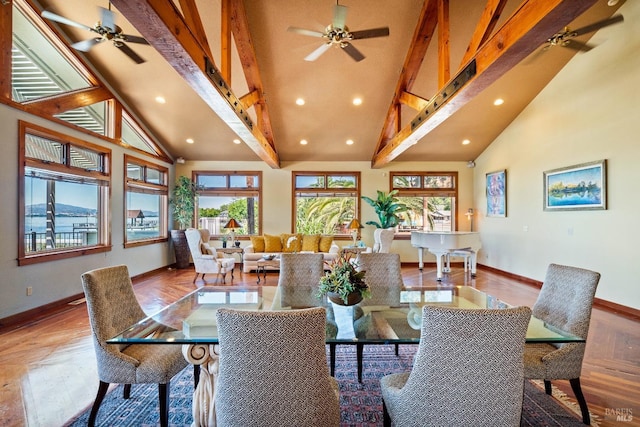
[361,189,408,229]
[169,176,198,230]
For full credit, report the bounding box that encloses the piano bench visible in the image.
[447,250,473,272]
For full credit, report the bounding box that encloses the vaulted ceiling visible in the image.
[34,0,624,168]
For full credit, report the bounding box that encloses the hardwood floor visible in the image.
[0,264,638,426]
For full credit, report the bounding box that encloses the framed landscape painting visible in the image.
[543,160,607,211]
[486,170,506,217]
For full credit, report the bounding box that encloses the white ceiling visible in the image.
[33,0,625,166]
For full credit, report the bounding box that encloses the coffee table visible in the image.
[256,258,280,283]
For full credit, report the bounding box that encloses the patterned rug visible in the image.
[65,345,595,426]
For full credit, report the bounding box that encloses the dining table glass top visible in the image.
[107,285,584,345]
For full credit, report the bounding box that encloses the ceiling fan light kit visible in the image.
[287,3,389,62]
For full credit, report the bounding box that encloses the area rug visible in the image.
[65,345,595,426]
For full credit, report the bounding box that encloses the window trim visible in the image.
[292,171,361,238]
[18,120,112,265]
[123,154,168,248]
[390,171,459,238]
[194,170,263,239]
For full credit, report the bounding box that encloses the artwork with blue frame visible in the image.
[543,160,607,211]
[486,169,506,217]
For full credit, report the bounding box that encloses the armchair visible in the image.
[185,228,235,284]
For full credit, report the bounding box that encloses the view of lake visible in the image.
[24,216,159,233]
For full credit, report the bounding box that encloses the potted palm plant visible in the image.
[317,255,370,305]
[361,190,408,252]
[169,175,198,269]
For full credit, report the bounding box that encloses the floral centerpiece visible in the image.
[317,254,371,305]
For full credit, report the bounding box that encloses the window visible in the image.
[293,172,360,236]
[19,121,111,265]
[124,155,168,247]
[391,172,458,234]
[194,171,262,238]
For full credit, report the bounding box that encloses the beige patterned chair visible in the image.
[80,265,188,427]
[215,307,340,426]
[380,305,531,427]
[185,228,235,284]
[276,253,325,308]
[524,263,601,425]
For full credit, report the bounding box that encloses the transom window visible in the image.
[124,155,168,247]
[194,171,262,239]
[391,172,458,233]
[19,121,111,265]
[293,172,360,236]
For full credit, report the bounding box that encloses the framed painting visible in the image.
[486,169,506,217]
[543,160,607,211]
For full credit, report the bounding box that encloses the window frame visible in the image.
[123,154,168,248]
[18,120,111,265]
[390,171,459,238]
[292,171,361,238]
[194,171,263,239]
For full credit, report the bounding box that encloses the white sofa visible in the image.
[242,233,340,273]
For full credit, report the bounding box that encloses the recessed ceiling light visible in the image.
[462,139,471,145]
[296,98,305,106]
[346,139,354,145]
[493,98,504,106]
[352,97,362,106]
[300,139,308,145]
[233,139,241,145]
[186,138,194,144]
[607,0,619,6]
[155,96,166,104]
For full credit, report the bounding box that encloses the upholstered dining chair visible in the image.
[80,265,188,427]
[185,228,235,284]
[276,253,325,308]
[380,305,532,427]
[524,263,601,425]
[215,307,340,426]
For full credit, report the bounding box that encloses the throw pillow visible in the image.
[250,236,265,252]
[201,242,216,256]
[318,235,334,253]
[301,234,321,252]
[264,234,283,252]
[281,233,302,252]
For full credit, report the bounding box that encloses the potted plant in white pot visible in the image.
[169,175,198,269]
[361,190,408,252]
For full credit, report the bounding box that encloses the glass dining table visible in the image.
[107,285,583,424]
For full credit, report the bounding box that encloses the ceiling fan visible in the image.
[41,5,149,64]
[287,2,390,62]
[539,14,624,54]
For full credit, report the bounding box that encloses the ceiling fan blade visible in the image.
[287,26,325,38]
[304,43,332,61]
[99,6,116,32]
[115,42,146,64]
[350,27,390,40]
[571,14,623,37]
[563,40,594,52]
[342,43,365,62]
[71,38,103,52]
[41,10,93,32]
[333,4,348,29]
[120,34,149,45]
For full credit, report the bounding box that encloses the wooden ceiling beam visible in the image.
[178,0,213,61]
[399,91,429,111]
[220,0,231,83]
[23,86,112,116]
[229,0,275,150]
[372,0,439,157]
[371,0,597,168]
[437,0,450,88]
[110,0,279,168]
[459,0,509,68]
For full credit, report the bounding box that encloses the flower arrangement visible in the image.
[317,254,370,305]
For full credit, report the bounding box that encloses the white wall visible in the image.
[474,0,640,309]
[0,105,174,318]
[178,160,475,262]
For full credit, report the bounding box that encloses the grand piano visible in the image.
[411,231,481,280]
